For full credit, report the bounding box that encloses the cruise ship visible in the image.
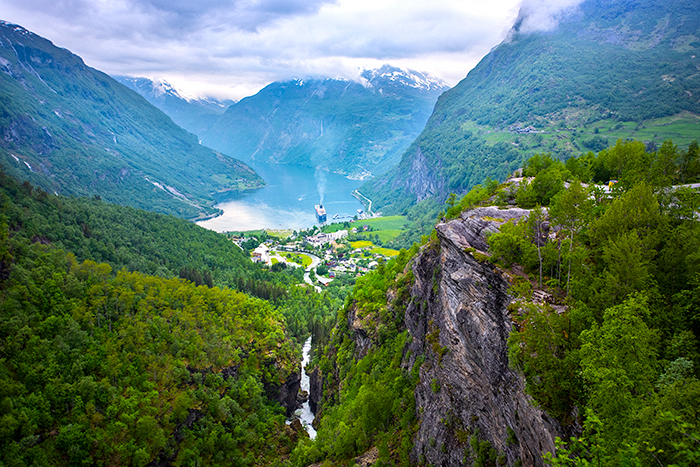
[315,204,327,223]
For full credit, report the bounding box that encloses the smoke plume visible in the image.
[315,168,327,205]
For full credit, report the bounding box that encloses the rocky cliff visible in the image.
[308,366,322,415]
[312,206,561,466]
[403,206,560,466]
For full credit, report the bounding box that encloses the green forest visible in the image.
[2,134,700,465]
[0,169,342,466]
[0,252,297,466]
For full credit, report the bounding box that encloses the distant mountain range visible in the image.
[361,0,700,214]
[113,76,234,138]
[122,66,449,180]
[0,21,262,219]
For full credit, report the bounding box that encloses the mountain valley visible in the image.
[1,1,700,466]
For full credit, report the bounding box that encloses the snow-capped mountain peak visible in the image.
[116,76,189,101]
[151,79,185,99]
[360,65,449,92]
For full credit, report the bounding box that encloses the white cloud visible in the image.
[514,0,584,33]
[0,0,583,100]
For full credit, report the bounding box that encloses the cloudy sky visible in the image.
[0,0,582,100]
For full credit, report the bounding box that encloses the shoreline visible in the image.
[188,209,223,223]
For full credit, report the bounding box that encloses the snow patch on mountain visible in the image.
[0,21,33,38]
[118,76,188,100]
[115,76,233,108]
[361,65,450,92]
[286,65,449,94]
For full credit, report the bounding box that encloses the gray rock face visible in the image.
[452,206,531,252]
[308,366,322,414]
[403,207,560,467]
[401,147,445,203]
[264,366,302,417]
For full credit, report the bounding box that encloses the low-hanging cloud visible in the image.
[0,0,537,99]
[512,0,584,34]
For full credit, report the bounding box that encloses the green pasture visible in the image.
[361,215,408,230]
[279,251,312,268]
[371,247,400,257]
[350,240,400,257]
[350,240,373,249]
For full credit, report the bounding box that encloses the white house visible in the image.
[306,229,349,247]
[328,230,349,241]
[252,244,271,265]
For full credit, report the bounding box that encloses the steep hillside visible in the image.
[0,167,263,283]
[0,169,358,465]
[0,170,305,465]
[0,21,262,219]
[114,76,234,138]
[362,0,700,214]
[0,168,342,342]
[296,140,700,466]
[200,65,449,179]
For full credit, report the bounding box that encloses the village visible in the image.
[230,219,404,287]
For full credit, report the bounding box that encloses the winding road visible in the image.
[302,252,322,293]
[352,190,373,215]
[272,248,322,293]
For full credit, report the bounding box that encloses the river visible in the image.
[197,161,365,232]
[297,336,317,439]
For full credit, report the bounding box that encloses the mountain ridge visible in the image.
[0,21,262,219]
[198,64,449,179]
[113,76,235,137]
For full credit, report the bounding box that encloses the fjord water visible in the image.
[197,161,365,232]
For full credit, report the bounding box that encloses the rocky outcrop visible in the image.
[403,207,560,467]
[447,206,531,252]
[308,366,322,414]
[265,367,302,417]
[285,418,309,444]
